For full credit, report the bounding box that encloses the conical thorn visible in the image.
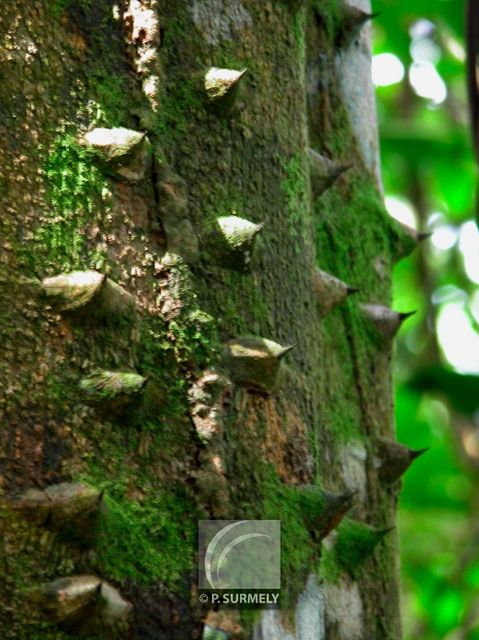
[336,6,380,49]
[332,518,393,578]
[399,310,417,322]
[417,231,432,242]
[82,127,150,182]
[31,575,102,622]
[375,437,428,483]
[309,148,352,196]
[80,370,147,411]
[361,304,415,340]
[411,447,429,460]
[31,575,132,629]
[204,67,247,110]
[7,482,103,534]
[298,486,356,541]
[313,268,358,316]
[223,336,291,394]
[211,215,264,270]
[277,344,296,360]
[41,270,135,316]
[393,222,431,262]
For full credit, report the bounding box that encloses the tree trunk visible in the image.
[0,1,412,638]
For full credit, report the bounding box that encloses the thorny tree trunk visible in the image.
[0,1,420,639]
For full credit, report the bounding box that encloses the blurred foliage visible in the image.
[372,0,479,637]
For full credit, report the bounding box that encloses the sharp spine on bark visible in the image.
[41,271,135,315]
[211,215,264,270]
[204,67,247,112]
[42,271,105,311]
[374,438,428,484]
[44,483,104,533]
[308,148,352,197]
[399,222,432,244]
[223,337,294,394]
[298,485,356,541]
[360,303,415,340]
[80,370,148,408]
[32,575,101,622]
[7,487,51,525]
[336,5,380,49]
[8,482,103,535]
[332,519,394,577]
[392,221,431,261]
[82,127,150,182]
[313,267,359,316]
[31,575,132,629]
[83,127,144,160]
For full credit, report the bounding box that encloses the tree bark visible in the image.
[0,1,409,638]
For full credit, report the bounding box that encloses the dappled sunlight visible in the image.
[431,224,458,251]
[459,221,479,284]
[375,1,479,637]
[409,62,448,105]
[385,195,417,228]
[372,53,405,87]
[437,303,479,374]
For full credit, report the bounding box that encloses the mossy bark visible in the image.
[0,1,405,638]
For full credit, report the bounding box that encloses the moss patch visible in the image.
[320,518,389,581]
[93,489,198,589]
[310,0,341,38]
[23,132,107,274]
[280,154,310,244]
[88,71,134,129]
[313,174,392,441]
[261,471,319,610]
[47,0,94,17]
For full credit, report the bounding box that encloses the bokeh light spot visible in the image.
[372,53,405,86]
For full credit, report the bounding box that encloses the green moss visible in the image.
[313,174,391,441]
[92,489,198,588]
[48,0,93,17]
[388,216,420,262]
[261,470,319,611]
[320,518,389,581]
[310,0,340,36]
[151,7,254,147]
[155,75,202,144]
[71,284,217,591]
[236,467,323,631]
[292,5,307,53]
[310,0,363,53]
[314,175,390,297]
[23,132,108,274]
[168,310,218,370]
[88,71,133,128]
[333,177,390,290]
[14,625,68,640]
[280,154,310,244]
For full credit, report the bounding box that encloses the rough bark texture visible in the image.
[0,1,411,638]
